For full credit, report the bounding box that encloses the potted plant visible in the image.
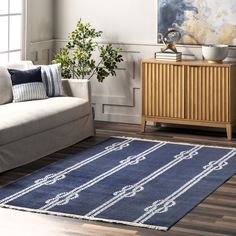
[52,19,123,82]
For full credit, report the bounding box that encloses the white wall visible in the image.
[27,0,54,42]
[27,0,236,124]
[25,0,54,64]
[53,0,157,44]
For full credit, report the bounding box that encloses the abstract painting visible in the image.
[158,0,236,45]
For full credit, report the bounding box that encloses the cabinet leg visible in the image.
[141,118,146,133]
[226,124,232,140]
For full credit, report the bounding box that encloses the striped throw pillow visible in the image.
[8,67,48,102]
[12,83,48,102]
[40,64,64,97]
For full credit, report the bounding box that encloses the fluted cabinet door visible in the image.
[185,66,230,122]
[142,62,185,119]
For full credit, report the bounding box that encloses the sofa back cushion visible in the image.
[6,61,34,70]
[0,61,34,104]
[0,67,12,105]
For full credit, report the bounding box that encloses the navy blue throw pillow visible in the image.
[8,67,48,102]
[8,67,43,85]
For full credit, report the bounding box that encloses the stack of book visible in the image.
[154,51,182,62]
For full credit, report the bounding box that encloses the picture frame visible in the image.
[158,0,236,46]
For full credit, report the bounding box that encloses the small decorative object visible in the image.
[52,20,123,82]
[154,51,182,62]
[202,45,229,63]
[160,29,182,53]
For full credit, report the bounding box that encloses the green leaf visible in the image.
[52,19,123,82]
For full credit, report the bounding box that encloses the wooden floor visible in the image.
[0,121,236,236]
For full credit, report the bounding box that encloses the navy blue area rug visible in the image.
[0,137,236,231]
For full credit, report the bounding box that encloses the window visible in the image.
[0,0,23,64]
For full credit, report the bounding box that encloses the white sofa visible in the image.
[0,61,95,173]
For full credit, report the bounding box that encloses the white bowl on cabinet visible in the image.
[202,45,229,63]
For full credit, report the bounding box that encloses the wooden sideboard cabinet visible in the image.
[141,59,236,140]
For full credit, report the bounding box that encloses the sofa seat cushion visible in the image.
[0,97,90,146]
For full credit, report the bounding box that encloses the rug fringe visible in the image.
[0,203,168,231]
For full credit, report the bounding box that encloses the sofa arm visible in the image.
[62,79,91,103]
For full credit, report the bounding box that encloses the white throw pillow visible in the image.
[12,83,48,103]
[40,64,64,97]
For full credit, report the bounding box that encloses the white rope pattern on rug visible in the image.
[86,145,203,217]
[0,139,133,204]
[134,149,236,224]
[40,141,167,210]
